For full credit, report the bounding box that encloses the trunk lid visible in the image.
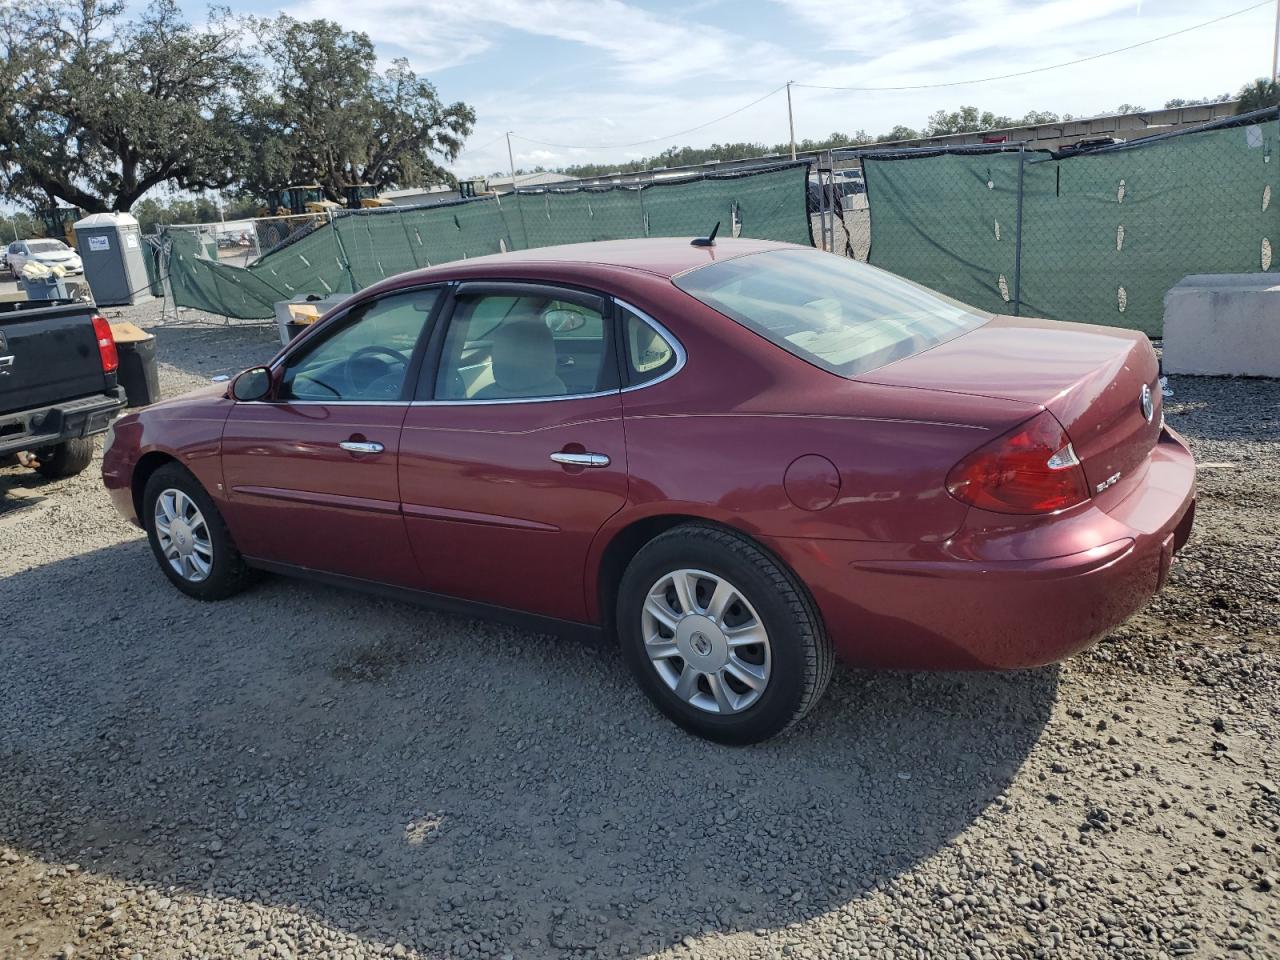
[0,302,109,416]
[860,315,1162,505]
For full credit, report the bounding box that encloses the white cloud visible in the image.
[288,0,809,86]
[278,0,1261,177]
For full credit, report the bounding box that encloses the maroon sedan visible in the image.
[103,238,1195,743]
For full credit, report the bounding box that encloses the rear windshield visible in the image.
[28,240,68,253]
[673,248,988,377]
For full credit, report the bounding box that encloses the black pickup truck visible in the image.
[0,299,127,478]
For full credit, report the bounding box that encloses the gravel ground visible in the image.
[1,302,1277,960]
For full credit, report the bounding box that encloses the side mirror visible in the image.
[543,308,587,334]
[231,366,272,402]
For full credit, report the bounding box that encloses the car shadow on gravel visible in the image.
[0,463,53,518]
[0,540,1058,958]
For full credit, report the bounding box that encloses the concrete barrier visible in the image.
[1163,274,1280,378]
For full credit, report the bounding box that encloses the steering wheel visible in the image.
[344,345,410,398]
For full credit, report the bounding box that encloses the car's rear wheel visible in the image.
[35,437,95,479]
[617,523,833,745]
[143,463,251,601]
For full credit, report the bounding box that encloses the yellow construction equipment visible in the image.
[342,184,392,209]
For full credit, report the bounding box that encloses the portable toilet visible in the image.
[73,212,153,306]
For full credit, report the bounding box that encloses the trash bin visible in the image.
[20,275,71,299]
[110,321,160,407]
[285,319,312,341]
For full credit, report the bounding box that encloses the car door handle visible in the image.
[550,451,610,468]
[339,440,384,454]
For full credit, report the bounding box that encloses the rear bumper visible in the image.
[0,387,126,457]
[764,427,1196,670]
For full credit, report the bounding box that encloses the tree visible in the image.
[0,210,45,241]
[0,0,252,213]
[243,16,476,202]
[1164,93,1231,108]
[1114,103,1147,115]
[876,125,921,143]
[1236,78,1280,113]
[923,106,1014,137]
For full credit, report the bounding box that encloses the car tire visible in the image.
[617,523,833,745]
[35,437,95,479]
[142,462,252,601]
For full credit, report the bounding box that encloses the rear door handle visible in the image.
[550,451,610,468]
[339,440,384,454]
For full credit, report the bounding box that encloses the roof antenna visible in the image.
[690,221,720,247]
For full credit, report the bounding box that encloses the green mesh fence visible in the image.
[163,162,812,320]
[856,110,1280,336]
[860,151,1025,316]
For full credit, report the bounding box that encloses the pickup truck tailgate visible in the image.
[0,303,108,415]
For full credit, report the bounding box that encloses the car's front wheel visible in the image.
[617,524,833,745]
[142,463,252,601]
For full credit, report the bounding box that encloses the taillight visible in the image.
[91,314,118,373]
[946,410,1089,514]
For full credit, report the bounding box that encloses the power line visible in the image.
[795,1,1269,92]
[462,4,1261,161]
[452,131,509,158]
[509,84,788,151]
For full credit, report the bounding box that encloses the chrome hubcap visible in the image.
[641,568,771,715]
[154,488,213,583]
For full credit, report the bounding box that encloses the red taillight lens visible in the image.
[946,410,1089,514]
[91,314,118,373]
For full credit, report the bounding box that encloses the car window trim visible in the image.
[264,282,450,405]
[413,279,621,404]
[614,299,687,393]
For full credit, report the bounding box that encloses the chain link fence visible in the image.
[833,107,1280,335]
[160,163,812,320]
[149,110,1280,334]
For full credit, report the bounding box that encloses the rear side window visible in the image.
[621,309,678,386]
[673,248,987,377]
[434,290,613,400]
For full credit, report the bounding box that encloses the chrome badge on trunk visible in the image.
[1140,383,1154,423]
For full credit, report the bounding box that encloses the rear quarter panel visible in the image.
[585,280,1038,618]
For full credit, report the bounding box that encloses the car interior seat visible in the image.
[473,319,567,400]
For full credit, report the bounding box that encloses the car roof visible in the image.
[409,237,797,283]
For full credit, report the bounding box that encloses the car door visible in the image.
[220,285,444,587]
[398,281,628,623]
[9,242,26,273]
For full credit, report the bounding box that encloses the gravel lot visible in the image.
[1,301,1277,960]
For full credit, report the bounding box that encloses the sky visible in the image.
[184,0,1273,178]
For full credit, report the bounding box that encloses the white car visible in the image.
[6,238,84,276]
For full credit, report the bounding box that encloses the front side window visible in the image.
[280,287,440,401]
[435,290,613,400]
[673,248,988,377]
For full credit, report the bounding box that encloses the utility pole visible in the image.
[506,132,519,196]
[506,130,531,248]
[1273,0,1279,79]
[786,81,797,160]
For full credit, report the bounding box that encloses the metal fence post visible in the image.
[327,207,355,289]
[813,157,825,250]
[825,150,836,252]
[1012,142,1026,317]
